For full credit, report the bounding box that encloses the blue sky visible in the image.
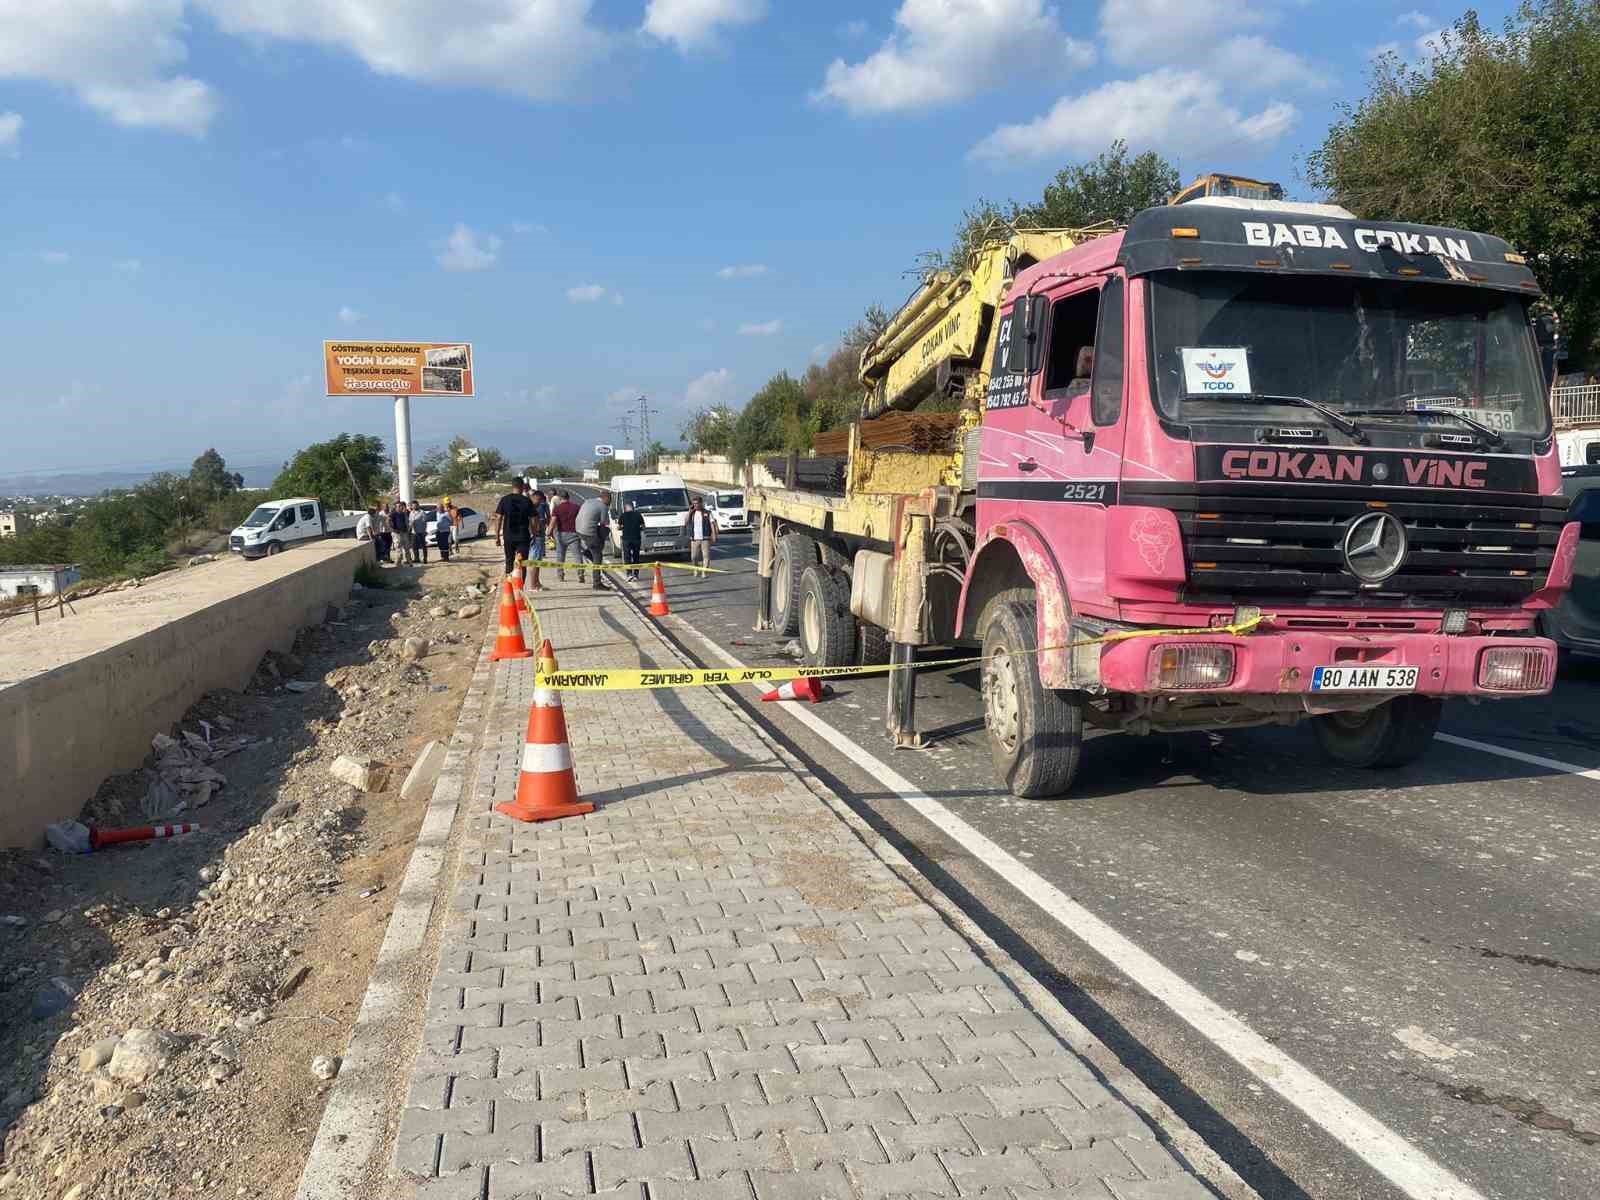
[0,0,1515,484]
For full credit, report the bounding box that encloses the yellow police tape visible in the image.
[518,613,1270,692]
[519,557,728,575]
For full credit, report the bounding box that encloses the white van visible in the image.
[229,497,363,559]
[608,473,692,558]
[706,488,748,534]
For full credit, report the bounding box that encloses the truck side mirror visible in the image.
[1002,295,1049,376]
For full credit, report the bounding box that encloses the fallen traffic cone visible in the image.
[761,677,825,704]
[489,576,533,661]
[495,640,594,823]
[89,822,201,850]
[648,565,671,617]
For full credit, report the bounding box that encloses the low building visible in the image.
[0,564,81,599]
[0,511,32,538]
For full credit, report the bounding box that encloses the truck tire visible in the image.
[266,541,284,557]
[857,622,890,666]
[799,565,856,668]
[981,597,1083,798]
[771,532,819,637]
[1312,697,1442,768]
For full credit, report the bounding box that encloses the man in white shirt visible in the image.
[682,496,716,575]
[355,507,374,542]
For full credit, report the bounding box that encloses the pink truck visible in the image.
[750,198,1577,797]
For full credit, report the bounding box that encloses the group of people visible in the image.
[355,480,724,585]
[356,496,463,565]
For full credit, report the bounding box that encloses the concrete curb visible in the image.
[292,635,497,1200]
[610,584,1260,1200]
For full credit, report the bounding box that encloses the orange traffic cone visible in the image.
[495,640,594,823]
[510,561,528,610]
[761,677,825,703]
[488,576,533,661]
[648,565,671,617]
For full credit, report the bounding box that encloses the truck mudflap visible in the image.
[1097,630,1558,699]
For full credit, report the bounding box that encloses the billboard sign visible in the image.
[324,341,474,397]
[593,444,615,459]
[614,448,637,463]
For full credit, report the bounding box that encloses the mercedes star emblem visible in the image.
[1342,511,1408,582]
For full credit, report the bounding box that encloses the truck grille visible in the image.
[229,536,243,552]
[1123,482,1568,606]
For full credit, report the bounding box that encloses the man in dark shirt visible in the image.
[494,479,536,578]
[618,501,645,581]
[527,489,551,591]
[550,491,582,582]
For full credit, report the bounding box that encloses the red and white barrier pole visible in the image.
[89,823,201,850]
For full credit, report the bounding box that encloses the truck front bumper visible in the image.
[1098,630,1557,699]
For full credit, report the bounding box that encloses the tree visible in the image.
[188,448,243,502]
[940,141,1180,270]
[1305,1,1600,363]
[681,405,737,454]
[730,373,808,469]
[429,436,511,492]
[272,434,391,509]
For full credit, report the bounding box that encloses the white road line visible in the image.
[666,615,1487,1200]
[742,556,759,564]
[1437,732,1600,782]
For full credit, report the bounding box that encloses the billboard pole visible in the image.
[395,395,415,504]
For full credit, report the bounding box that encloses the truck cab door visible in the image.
[979,276,1129,617]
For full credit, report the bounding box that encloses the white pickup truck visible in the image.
[229,497,363,559]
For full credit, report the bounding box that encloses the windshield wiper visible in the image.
[1344,402,1505,446]
[1233,394,1368,442]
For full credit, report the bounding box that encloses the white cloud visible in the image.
[972,69,1296,164]
[815,0,1093,114]
[0,1,617,137]
[567,283,611,303]
[1397,10,1434,30]
[739,319,782,336]
[1368,40,1402,59]
[113,258,141,273]
[810,343,833,362]
[39,250,70,264]
[1414,28,1447,56]
[382,191,405,212]
[511,220,547,235]
[201,0,616,100]
[642,0,766,52]
[717,263,768,280]
[0,111,21,156]
[338,305,364,324]
[684,367,736,408]
[840,19,869,39]
[1098,2,1323,91]
[0,0,218,134]
[436,223,501,272]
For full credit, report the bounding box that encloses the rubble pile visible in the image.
[0,565,495,1199]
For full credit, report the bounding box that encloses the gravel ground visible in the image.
[0,547,503,1200]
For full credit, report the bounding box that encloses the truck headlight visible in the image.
[1150,644,1235,690]
[1477,647,1552,692]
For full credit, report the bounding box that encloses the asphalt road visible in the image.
[562,482,1600,1200]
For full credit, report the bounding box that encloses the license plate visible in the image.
[1310,665,1419,692]
[649,540,676,550]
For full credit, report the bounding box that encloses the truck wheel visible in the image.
[771,532,819,637]
[981,598,1083,798]
[799,565,856,668]
[1312,697,1442,768]
[266,541,283,557]
[857,622,890,666]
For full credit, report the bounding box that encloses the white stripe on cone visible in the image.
[522,742,574,774]
[533,687,563,709]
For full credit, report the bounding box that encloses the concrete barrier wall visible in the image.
[0,541,371,847]
[657,455,782,489]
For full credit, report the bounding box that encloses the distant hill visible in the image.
[0,462,281,497]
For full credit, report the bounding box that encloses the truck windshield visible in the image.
[1148,272,1548,436]
[718,493,743,508]
[625,489,690,512]
[242,506,278,528]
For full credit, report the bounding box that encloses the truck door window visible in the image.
[1091,278,1126,426]
[1043,289,1101,398]
[275,510,295,530]
[299,505,315,522]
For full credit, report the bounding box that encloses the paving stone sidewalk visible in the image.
[394,582,1212,1199]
